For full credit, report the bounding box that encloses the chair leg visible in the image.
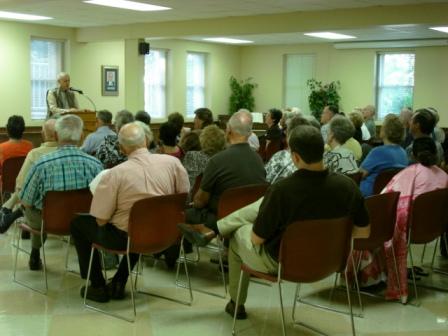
[134,255,142,290]
[408,243,420,306]
[12,224,21,282]
[344,269,356,336]
[232,269,244,336]
[430,238,439,271]
[292,284,300,322]
[41,236,49,294]
[217,237,228,297]
[127,254,136,319]
[350,255,363,316]
[329,273,339,302]
[390,245,403,304]
[420,243,427,264]
[277,279,287,336]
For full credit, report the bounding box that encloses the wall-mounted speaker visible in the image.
[138,42,150,55]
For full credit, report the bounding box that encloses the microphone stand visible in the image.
[82,93,97,112]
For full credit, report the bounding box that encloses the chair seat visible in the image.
[19,222,41,235]
[241,263,277,283]
[92,243,127,255]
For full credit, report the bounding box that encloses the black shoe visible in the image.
[225,300,247,320]
[177,224,213,247]
[107,280,126,300]
[0,208,23,234]
[81,285,110,303]
[29,250,42,271]
[0,207,12,234]
[21,231,30,240]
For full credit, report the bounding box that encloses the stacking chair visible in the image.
[13,189,92,294]
[352,192,401,308]
[372,168,403,195]
[265,138,283,163]
[84,193,191,322]
[176,184,269,298]
[407,188,448,305]
[347,171,362,185]
[232,217,356,336]
[1,156,26,204]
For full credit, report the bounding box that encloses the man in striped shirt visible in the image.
[20,115,103,270]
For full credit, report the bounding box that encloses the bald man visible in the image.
[46,72,80,118]
[0,119,58,233]
[71,122,190,303]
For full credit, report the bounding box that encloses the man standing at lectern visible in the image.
[46,72,80,118]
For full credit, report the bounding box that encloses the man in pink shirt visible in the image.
[70,122,190,303]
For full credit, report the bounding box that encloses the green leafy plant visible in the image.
[229,76,257,114]
[307,79,341,120]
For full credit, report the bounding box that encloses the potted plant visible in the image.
[228,76,257,115]
[307,79,341,120]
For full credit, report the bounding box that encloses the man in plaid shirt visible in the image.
[20,115,102,270]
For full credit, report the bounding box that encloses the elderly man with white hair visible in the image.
[70,122,189,303]
[46,72,82,118]
[179,110,266,245]
[19,115,103,270]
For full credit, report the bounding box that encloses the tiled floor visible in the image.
[0,229,447,336]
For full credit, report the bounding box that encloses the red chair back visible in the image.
[279,217,352,283]
[217,184,269,219]
[191,174,203,197]
[2,156,26,193]
[265,139,283,163]
[408,188,448,244]
[354,192,400,250]
[128,193,188,254]
[42,189,93,235]
[347,172,362,185]
[373,168,403,195]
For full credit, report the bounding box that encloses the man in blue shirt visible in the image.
[81,110,115,154]
[20,115,103,270]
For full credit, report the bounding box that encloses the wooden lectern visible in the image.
[69,111,97,136]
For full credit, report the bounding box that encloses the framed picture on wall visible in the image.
[102,65,119,96]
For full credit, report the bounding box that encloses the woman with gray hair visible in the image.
[96,109,134,168]
[323,115,359,174]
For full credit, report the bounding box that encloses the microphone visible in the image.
[69,87,84,94]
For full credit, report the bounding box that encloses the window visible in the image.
[186,52,206,117]
[283,54,315,114]
[144,49,168,118]
[30,38,64,120]
[376,53,415,119]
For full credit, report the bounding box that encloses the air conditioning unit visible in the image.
[333,39,448,49]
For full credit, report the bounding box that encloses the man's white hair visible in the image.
[228,110,253,137]
[57,72,69,81]
[118,122,146,148]
[134,120,154,145]
[55,114,83,142]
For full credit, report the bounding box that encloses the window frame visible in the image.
[186,51,208,118]
[144,48,169,119]
[375,51,416,120]
[30,37,65,120]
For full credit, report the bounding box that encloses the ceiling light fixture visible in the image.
[83,0,170,11]
[0,11,52,21]
[203,37,253,44]
[304,32,356,40]
[430,27,448,34]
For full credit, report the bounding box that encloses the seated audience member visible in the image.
[179,131,201,154]
[427,107,445,144]
[181,125,369,318]
[237,109,260,151]
[265,116,310,183]
[406,108,444,165]
[135,110,151,125]
[0,115,33,166]
[19,115,103,270]
[81,110,115,154]
[167,111,187,140]
[348,111,364,143]
[359,114,408,197]
[182,125,226,192]
[363,105,376,138]
[179,110,266,238]
[399,107,413,148]
[324,116,358,174]
[0,119,58,233]
[320,105,339,143]
[353,137,448,302]
[280,107,302,130]
[134,121,153,150]
[71,122,189,302]
[264,108,283,144]
[158,122,184,159]
[193,108,214,130]
[96,109,134,168]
